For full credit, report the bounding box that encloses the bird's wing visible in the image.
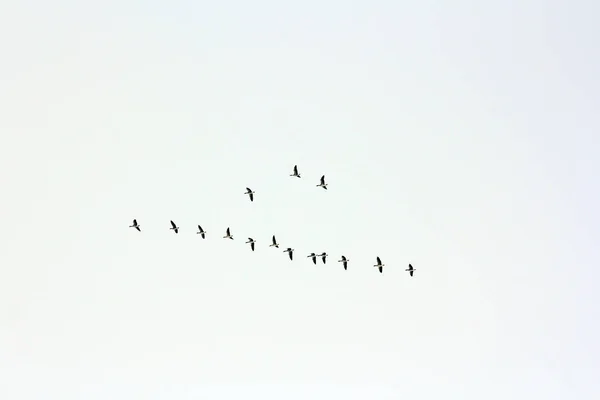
[289,252,293,260]
[226,227,230,235]
[294,165,298,174]
[171,220,176,228]
[136,226,141,232]
[408,263,413,270]
[246,187,251,192]
[341,255,346,261]
[410,270,413,276]
[251,242,255,251]
[249,193,254,201]
[377,256,381,265]
[320,175,325,184]
[133,219,137,225]
[379,266,383,273]
[272,235,276,244]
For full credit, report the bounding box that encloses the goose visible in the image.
[317,175,328,190]
[338,255,349,270]
[196,225,206,239]
[290,165,301,178]
[245,237,256,251]
[318,252,328,264]
[283,247,294,260]
[129,219,141,232]
[307,252,317,264]
[269,235,279,248]
[223,227,234,240]
[406,263,415,277]
[244,187,255,202]
[169,220,179,234]
[374,256,384,273]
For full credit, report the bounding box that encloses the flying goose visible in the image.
[338,255,349,270]
[129,219,141,232]
[283,247,294,260]
[307,252,317,264]
[374,256,384,273]
[269,235,279,248]
[316,175,328,190]
[290,165,301,178]
[196,225,206,239]
[406,263,415,277]
[244,187,255,202]
[169,220,179,234]
[318,252,328,264]
[223,227,233,240]
[245,237,256,251]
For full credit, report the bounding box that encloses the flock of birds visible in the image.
[129,165,416,277]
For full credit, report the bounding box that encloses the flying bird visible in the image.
[290,165,301,178]
[223,227,234,240]
[246,237,256,251]
[319,252,328,264]
[129,219,141,232]
[317,175,328,190]
[338,255,349,270]
[374,256,385,273]
[244,187,255,202]
[307,252,317,264]
[169,220,179,234]
[196,225,206,238]
[269,235,279,248]
[406,263,415,277]
[283,247,294,260]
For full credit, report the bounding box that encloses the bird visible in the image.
[338,255,349,270]
[269,235,279,248]
[223,227,234,240]
[319,252,328,264]
[307,252,317,264]
[374,256,385,273]
[283,247,294,260]
[169,220,179,234]
[290,165,301,178]
[406,263,415,276]
[246,237,256,251]
[244,187,255,202]
[317,175,328,190]
[129,219,141,232]
[196,225,206,239]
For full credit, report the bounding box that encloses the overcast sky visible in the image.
[1,0,599,399]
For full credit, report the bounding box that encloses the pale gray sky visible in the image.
[1,0,599,398]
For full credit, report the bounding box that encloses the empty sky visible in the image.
[1,0,599,398]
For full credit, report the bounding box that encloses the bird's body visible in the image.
[319,252,328,264]
[374,256,385,273]
[169,220,179,234]
[246,237,256,251]
[223,227,234,240]
[307,252,317,264]
[290,165,301,178]
[196,225,206,239]
[338,255,349,270]
[245,187,255,202]
[406,263,415,277]
[270,235,279,248]
[283,248,294,260]
[129,219,141,232]
[317,175,328,190]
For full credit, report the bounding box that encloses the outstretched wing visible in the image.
[133,219,137,225]
[251,242,255,251]
[249,193,254,202]
[377,256,381,265]
[320,175,325,184]
[226,227,230,235]
[294,165,298,174]
[135,226,141,232]
[289,251,293,260]
[343,262,347,270]
[379,266,383,273]
[170,220,176,229]
[410,270,413,276]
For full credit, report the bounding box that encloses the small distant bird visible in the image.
[317,175,328,190]
[129,219,141,232]
[290,165,301,178]
[374,256,385,273]
[307,252,317,264]
[244,187,255,202]
[223,227,234,240]
[170,220,179,234]
[406,263,415,277]
[269,235,279,248]
[338,255,349,270]
[319,252,328,264]
[245,237,256,251]
[196,225,206,239]
[283,247,294,260]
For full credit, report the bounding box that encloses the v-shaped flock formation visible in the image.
[129,165,416,277]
